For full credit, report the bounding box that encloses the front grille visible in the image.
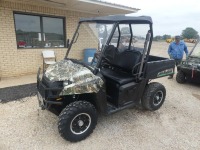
[37,81,47,99]
[37,76,63,99]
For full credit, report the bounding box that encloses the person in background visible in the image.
[168,35,188,79]
[118,36,132,52]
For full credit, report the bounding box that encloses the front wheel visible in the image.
[141,82,166,111]
[58,101,97,142]
[176,71,186,83]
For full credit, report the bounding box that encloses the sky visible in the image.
[105,0,200,36]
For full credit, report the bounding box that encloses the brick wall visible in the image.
[0,0,96,77]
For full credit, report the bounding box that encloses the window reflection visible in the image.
[15,14,41,48]
[43,17,64,48]
[14,13,65,49]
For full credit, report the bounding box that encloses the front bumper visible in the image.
[37,68,63,109]
[178,66,200,79]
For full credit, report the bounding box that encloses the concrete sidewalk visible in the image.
[0,74,36,88]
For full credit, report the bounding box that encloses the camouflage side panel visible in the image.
[45,60,104,95]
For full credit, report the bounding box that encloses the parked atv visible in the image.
[176,39,200,83]
[37,15,175,142]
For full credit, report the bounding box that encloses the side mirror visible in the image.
[66,39,70,48]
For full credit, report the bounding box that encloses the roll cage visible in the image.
[65,15,153,80]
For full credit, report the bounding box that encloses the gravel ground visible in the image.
[0,42,200,150]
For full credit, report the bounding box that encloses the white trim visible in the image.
[78,0,139,12]
[8,0,139,15]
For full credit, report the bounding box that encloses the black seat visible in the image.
[113,50,142,72]
[101,46,142,85]
[101,68,135,85]
[103,45,117,62]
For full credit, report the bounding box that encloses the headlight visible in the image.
[63,80,72,87]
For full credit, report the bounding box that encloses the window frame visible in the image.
[13,11,66,49]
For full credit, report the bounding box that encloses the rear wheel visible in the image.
[58,101,97,142]
[176,71,186,83]
[141,82,166,111]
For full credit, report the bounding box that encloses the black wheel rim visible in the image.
[70,113,91,135]
[153,90,164,106]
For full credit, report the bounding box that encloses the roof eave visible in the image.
[78,0,140,13]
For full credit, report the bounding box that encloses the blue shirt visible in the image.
[168,41,188,60]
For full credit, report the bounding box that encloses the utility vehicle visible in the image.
[176,39,200,83]
[37,15,175,142]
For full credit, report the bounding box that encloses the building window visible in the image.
[14,13,65,49]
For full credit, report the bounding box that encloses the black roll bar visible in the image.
[65,23,81,58]
[94,22,119,74]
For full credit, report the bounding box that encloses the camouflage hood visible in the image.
[45,59,104,95]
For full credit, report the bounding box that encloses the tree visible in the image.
[182,27,198,39]
[153,35,162,41]
[162,34,171,40]
[121,27,130,34]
